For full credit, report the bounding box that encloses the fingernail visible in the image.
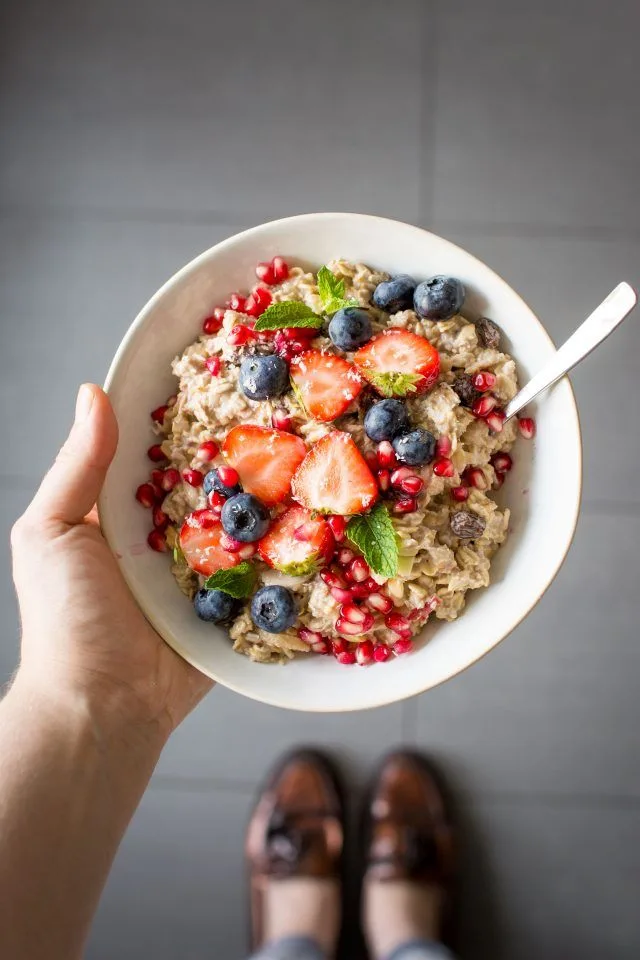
[75,384,95,423]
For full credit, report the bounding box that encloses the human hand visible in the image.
[10,384,213,746]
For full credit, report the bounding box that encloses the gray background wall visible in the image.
[1,1,639,958]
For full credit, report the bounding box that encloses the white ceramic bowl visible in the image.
[100,213,581,712]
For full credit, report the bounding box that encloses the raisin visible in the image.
[475,316,502,350]
[451,373,480,409]
[450,510,486,539]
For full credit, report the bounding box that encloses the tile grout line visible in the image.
[1,204,640,245]
[416,0,440,225]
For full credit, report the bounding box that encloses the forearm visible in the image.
[0,672,166,960]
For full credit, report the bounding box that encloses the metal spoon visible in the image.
[505,282,637,421]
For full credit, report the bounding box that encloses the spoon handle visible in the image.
[505,282,637,421]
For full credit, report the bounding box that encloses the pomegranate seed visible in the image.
[203,313,223,335]
[280,326,315,341]
[377,441,397,468]
[330,586,353,604]
[220,532,243,552]
[365,450,379,472]
[425,594,442,612]
[390,466,414,486]
[364,578,381,592]
[208,491,226,514]
[433,457,455,478]
[161,468,181,492]
[327,515,346,543]
[214,466,237,488]
[183,468,204,487]
[135,483,156,508]
[373,644,392,663]
[205,356,222,376]
[336,611,374,634]
[494,472,505,489]
[272,409,293,431]
[336,650,357,665]
[436,435,452,457]
[152,506,169,530]
[340,602,369,624]
[356,640,375,665]
[518,416,536,439]
[244,286,272,317]
[376,469,390,492]
[195,440,220,462]
[348,557,370,583]
[237,543,257,560]
[150,469,165,487]
[451,485,469,502]
[392,638,414,656]
[256,261,277,285]
[385,612,412,637]
[227,292,247,312]
[298,627,323,645]
[147,529,167,552]
[393,497,418,514]
[273,330,309,360]
[150,404,168,424]
[467,467,488,490]
[272,256,289,282]
[335,617,364,636]
[294,522,317,542]
[147,444,166,462]
[321,569,346,588]
[472,371,497,392]
[350,583,373,599]
[399,475,424,495]
[491,451,513,473]
[472,395,498,418]
[332,639,347,656]
[228,324,254,347]
[366,593,394,614]
[310,638,330,654]
[486,410,506,434]
[337,547,355,566]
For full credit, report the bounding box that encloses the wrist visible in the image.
[10,663,170,763]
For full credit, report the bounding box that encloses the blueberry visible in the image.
[372,274,416,314]
[364,399,410,443]
[239,355,289,401]
[221,492,270,542]
[392,428,436,466]
[193,587,240,623]
[250,585,297,633]
[203,467,242,499]
[413,276,465,321]
[328,307,373,351]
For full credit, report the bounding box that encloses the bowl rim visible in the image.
[100,212,583,710]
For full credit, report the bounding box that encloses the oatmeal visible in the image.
[135,256,535,665]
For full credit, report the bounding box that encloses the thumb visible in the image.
[28,384,119,525]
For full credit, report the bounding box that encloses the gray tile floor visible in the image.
[1,1,639,957]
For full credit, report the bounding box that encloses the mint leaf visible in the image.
[365,371,423,397]
[346,504,399,578]
[317,265,359,315]
[204,562,257,598]
[254,301,322,331]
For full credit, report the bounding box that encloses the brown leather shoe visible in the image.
[246,750,344,952]
[363,751,456,945]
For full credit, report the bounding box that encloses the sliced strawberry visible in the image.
[179,511,239,576]
[353,329,440,396]
[291,431,378,516]
[222,425,306,506]
[290,350,363,423]
[258,505,334,575]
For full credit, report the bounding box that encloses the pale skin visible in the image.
[0,384,213,960]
